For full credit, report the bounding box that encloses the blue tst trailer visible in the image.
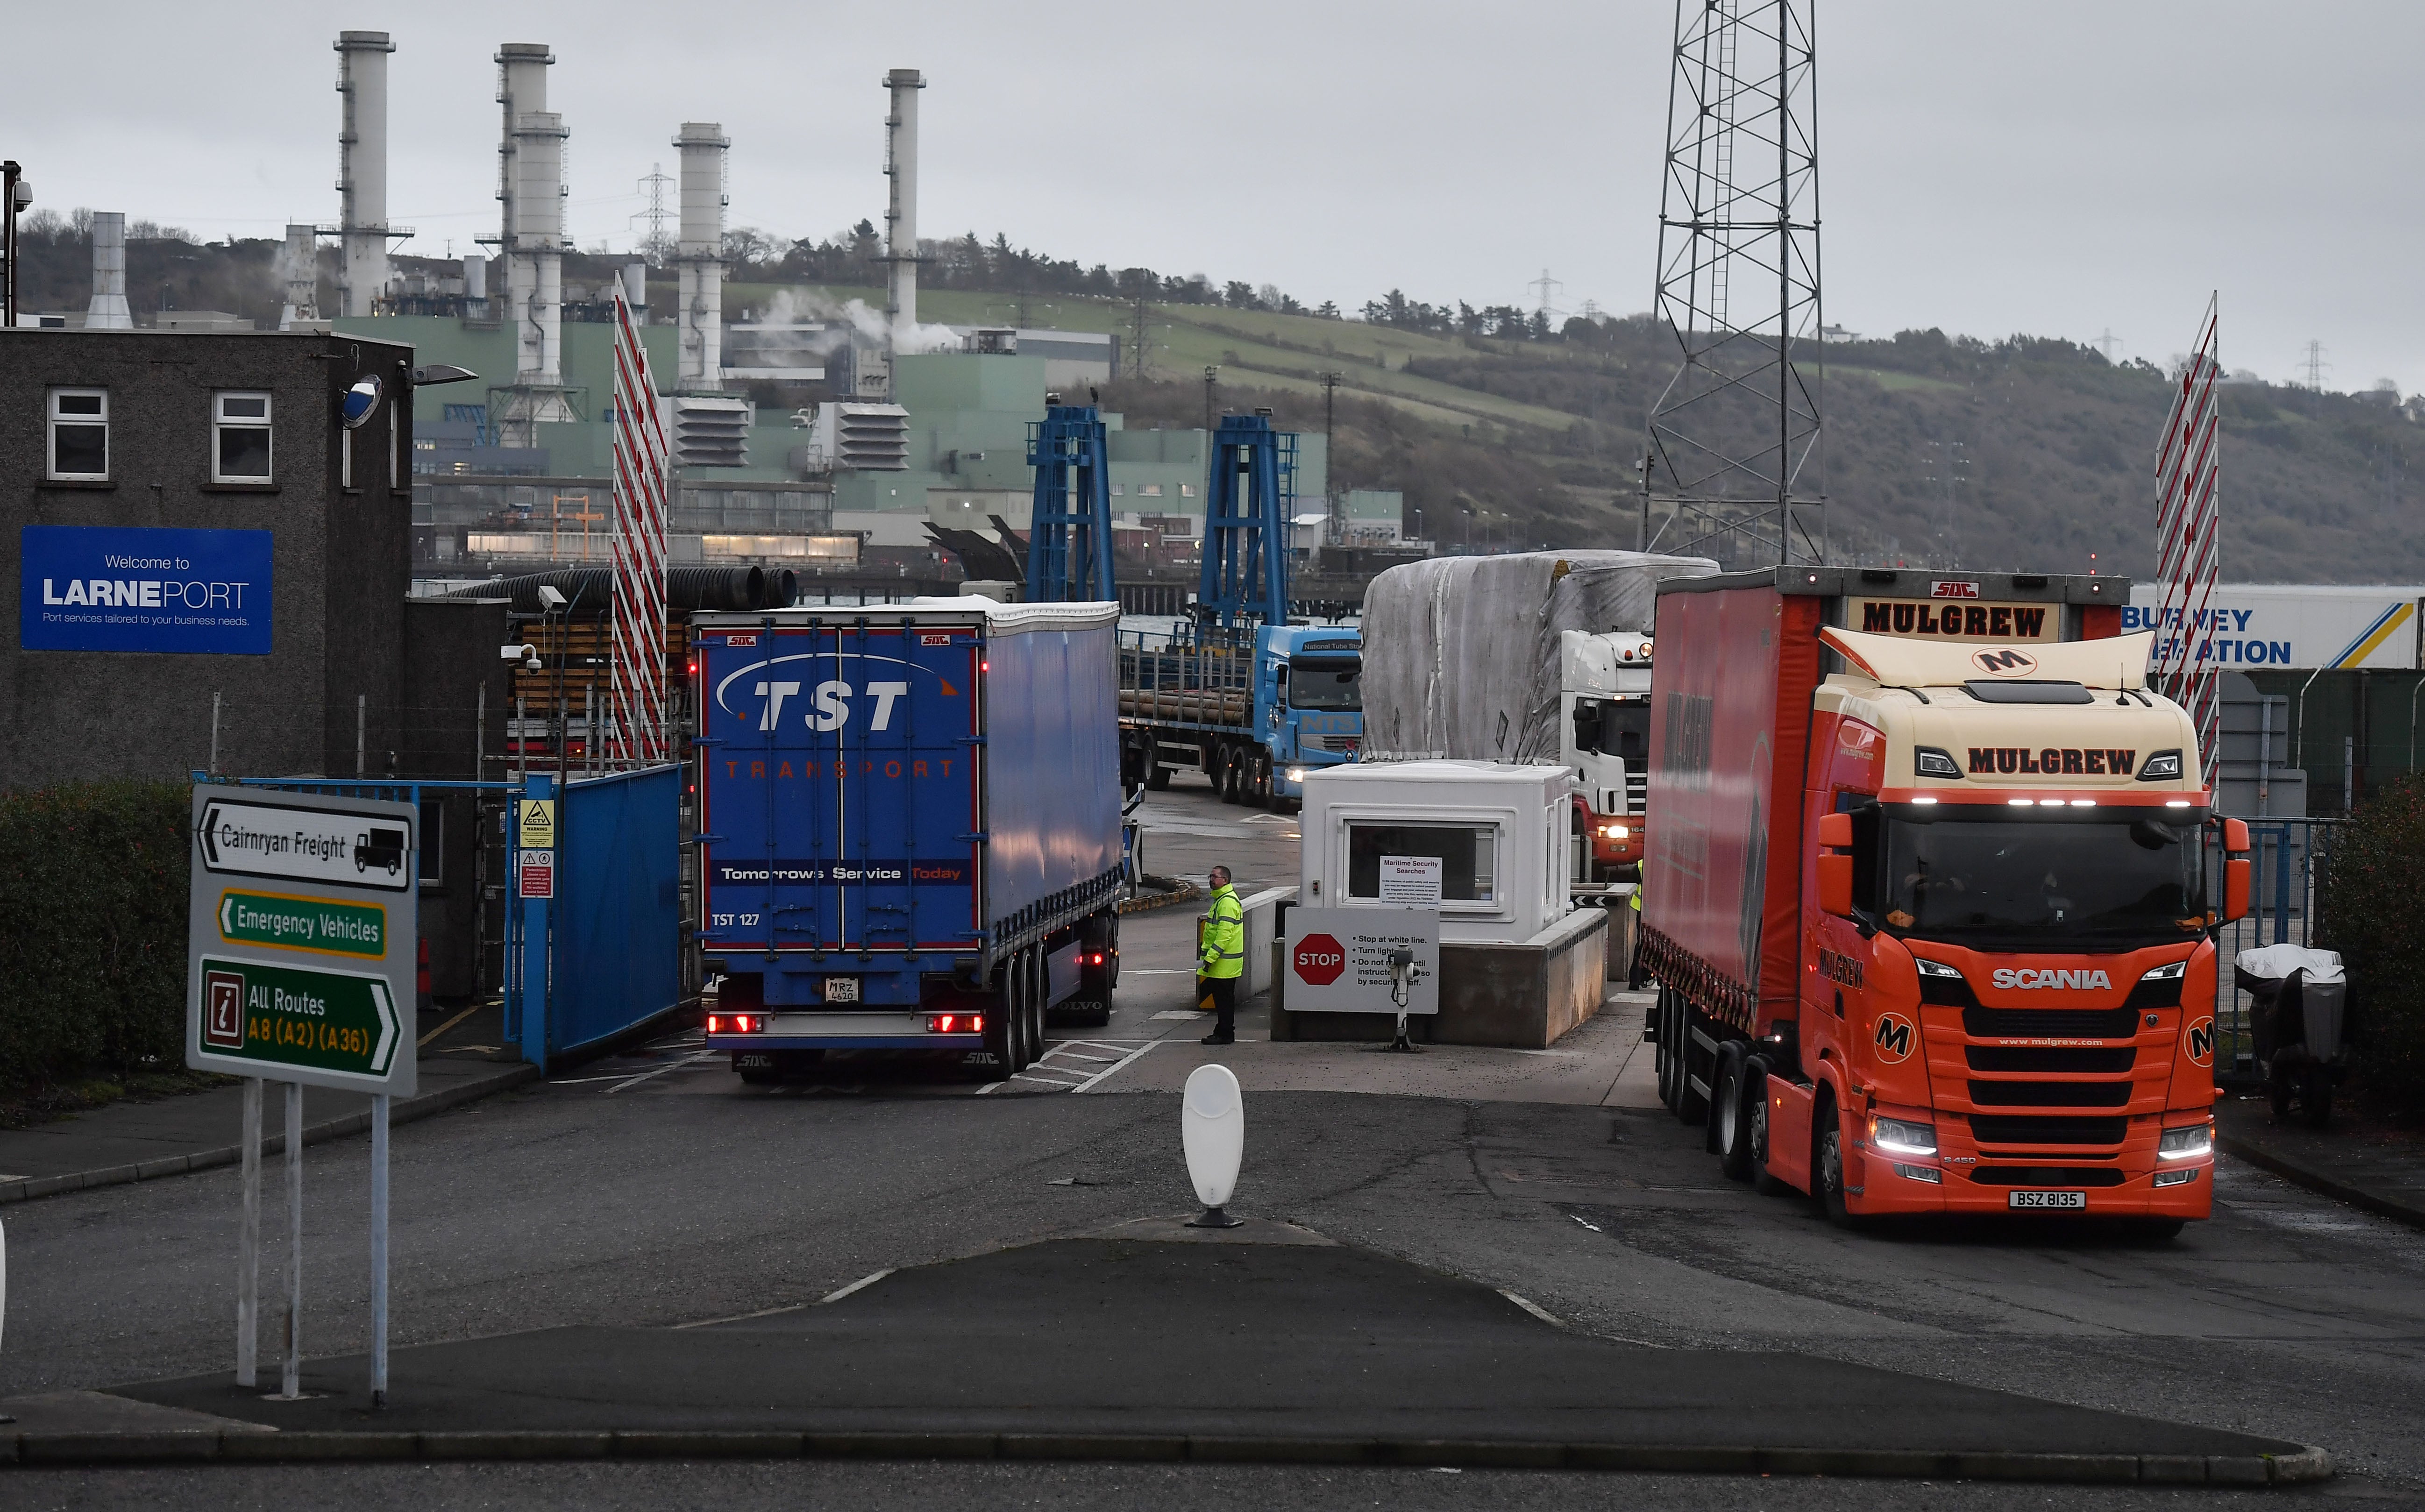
[690,598,1126,1083]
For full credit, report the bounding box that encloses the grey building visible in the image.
[2,328,420,788]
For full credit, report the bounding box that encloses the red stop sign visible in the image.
[1294,934,1346,986]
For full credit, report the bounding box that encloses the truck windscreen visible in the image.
[1881,807,2209,947]
[1576,698,1650,761]
[1289,660,1362,711]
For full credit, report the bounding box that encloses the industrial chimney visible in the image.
[86,212,131,329]
[511,109,568,384]
[278,223,320,329]
[882,69,925,392]
[334,31,396,318]
[674,121,729,389]
[494,43,554,361]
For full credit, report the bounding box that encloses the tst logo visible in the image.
[1991,968,2113,990]
[753,679,912,733]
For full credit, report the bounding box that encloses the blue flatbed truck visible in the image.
[1118,623,1362,809]
[690,598,1126,1082]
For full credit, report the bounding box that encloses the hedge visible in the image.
[0,781,191,1089]
[2318,774,2425,1119]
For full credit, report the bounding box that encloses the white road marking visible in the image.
[1124,969,1193,976]
[671,1301,808,1329]
[1569,1214,1603,1233]
[1152,1010,1208,1021]
[1041,1051,1122,1064]
[817,1269,895,1305]
[1499,1290,1565,1328]
[604,1049,719,1094]
[1071,1040,1159,1093]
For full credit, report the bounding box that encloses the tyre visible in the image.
[1220,749,1244,804]
[1674,1002,1709,1126]
[1252,755,1273,807]
[981,967,1017,1079]
[1145,763,1171,792]
[1814,1093,1861,1229]
[1655,991,1679,1111]
[1713,1043,1753,1179]
[1025,946,1049,1066]
[737,1058,781,1086]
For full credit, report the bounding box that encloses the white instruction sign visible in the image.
[1283,906,1440,1015]
[1377,854,1444,906]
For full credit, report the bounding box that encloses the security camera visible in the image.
[536,586,567,610]
[499,642,538,661]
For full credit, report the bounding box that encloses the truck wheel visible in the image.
[1251,755,1273,807]
[1025,946,1049,1066]
[1653,990,1677,1108]
[1145,764,1171,792]
[1220,750,1244,804]
[1713,1043,1752,1178]
[1814,1094,1863,1230]
[981,969,1017,1080]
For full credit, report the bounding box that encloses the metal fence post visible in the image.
[235,1076,260,1387]
[210,692,223,779]
[519,772,554,1067]
[356,695,367,778]
[369,1092,388,1408]
[281,1079,302,1400]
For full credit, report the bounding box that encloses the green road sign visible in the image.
[198,956,403,1079]
[216,889,387,959]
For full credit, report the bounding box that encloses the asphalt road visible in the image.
[7,782,2425,1509]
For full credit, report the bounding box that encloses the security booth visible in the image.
[1278,760,1606,1048]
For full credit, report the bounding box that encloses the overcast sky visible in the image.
[13,1,2421,392]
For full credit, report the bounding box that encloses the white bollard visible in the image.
[1182,1064,1245,1229]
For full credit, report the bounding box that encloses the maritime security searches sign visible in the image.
[189,788,416,1095]
[19,525,273,655]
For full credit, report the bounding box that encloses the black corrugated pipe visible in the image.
[444,565,772,615]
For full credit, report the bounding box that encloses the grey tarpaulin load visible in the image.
[1360,551,1718,764]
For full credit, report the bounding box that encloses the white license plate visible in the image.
[822,977,860,1003]
[2008,1190,2087,1210]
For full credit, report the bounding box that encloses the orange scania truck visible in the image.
[1637,568,2249,1233]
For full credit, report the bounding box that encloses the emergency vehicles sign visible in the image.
[20,525,272,654]
[1283,907,1440,1015]
[188,787,417,1096]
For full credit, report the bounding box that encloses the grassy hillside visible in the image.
[14,214,2413,582]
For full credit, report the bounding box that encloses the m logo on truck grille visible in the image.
[1873,1012,1916,1063]
[2186,1015,2215,1066]
[1970,646,2039,677]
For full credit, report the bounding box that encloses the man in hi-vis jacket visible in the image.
[1197,865,1243,1045]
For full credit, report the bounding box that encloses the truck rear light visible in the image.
[707,1013,763,1034]
[928,1013,983,1034]
[1087,953,1105,965]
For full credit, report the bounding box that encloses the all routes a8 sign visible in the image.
[188,789,417,1096]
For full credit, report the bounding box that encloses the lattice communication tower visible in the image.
[1638,0,1825,568]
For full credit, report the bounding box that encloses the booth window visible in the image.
[47,388,108,480]
[213,391,273,483]
[1346,822,1496,902]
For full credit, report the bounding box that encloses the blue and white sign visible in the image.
[19,525,273,655]
[2125,584,2425,671]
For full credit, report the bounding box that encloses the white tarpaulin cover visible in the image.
[1359,551,1718,763]
[2235,943,2344,984]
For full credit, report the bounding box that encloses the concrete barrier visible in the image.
[1273,907,1607,1050]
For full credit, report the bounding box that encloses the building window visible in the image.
[1111,483,1124,496]
[213,392,273,483]
[1180,483,1196,498]
[1345,822,1497,903]
[1139,483,1164,497]
[47,388,108,480]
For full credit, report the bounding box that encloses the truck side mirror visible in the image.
[2224,857,2250,923]
[1818,853,1854,917]
[2222,817,2249,854]
[1817,811,1853,849]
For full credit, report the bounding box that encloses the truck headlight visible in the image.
[2138,749,2184,781]
[2139,959,2187,983]
[1600,823,1629,839]
[2157,1122,2212,1160]
[1869,1116,1937,1156]
[1287,767,1305,782]
[1913,957,1962,979]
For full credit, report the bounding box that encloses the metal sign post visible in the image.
[189,787,417,1407]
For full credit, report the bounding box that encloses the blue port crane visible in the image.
[1024,401,1116,603]
[1197,410,1296,628]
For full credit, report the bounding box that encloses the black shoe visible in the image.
[1201,1033,1235,1045]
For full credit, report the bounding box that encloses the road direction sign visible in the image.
[190,787,416,1095]
[1281,906,1439,1015]
[196,795,413,893]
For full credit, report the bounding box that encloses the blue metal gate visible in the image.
[2209,817,2343,1082]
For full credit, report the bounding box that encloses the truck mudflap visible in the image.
[1764,1077,1815,1193]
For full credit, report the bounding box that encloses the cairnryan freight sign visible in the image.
[19,525,273,655]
